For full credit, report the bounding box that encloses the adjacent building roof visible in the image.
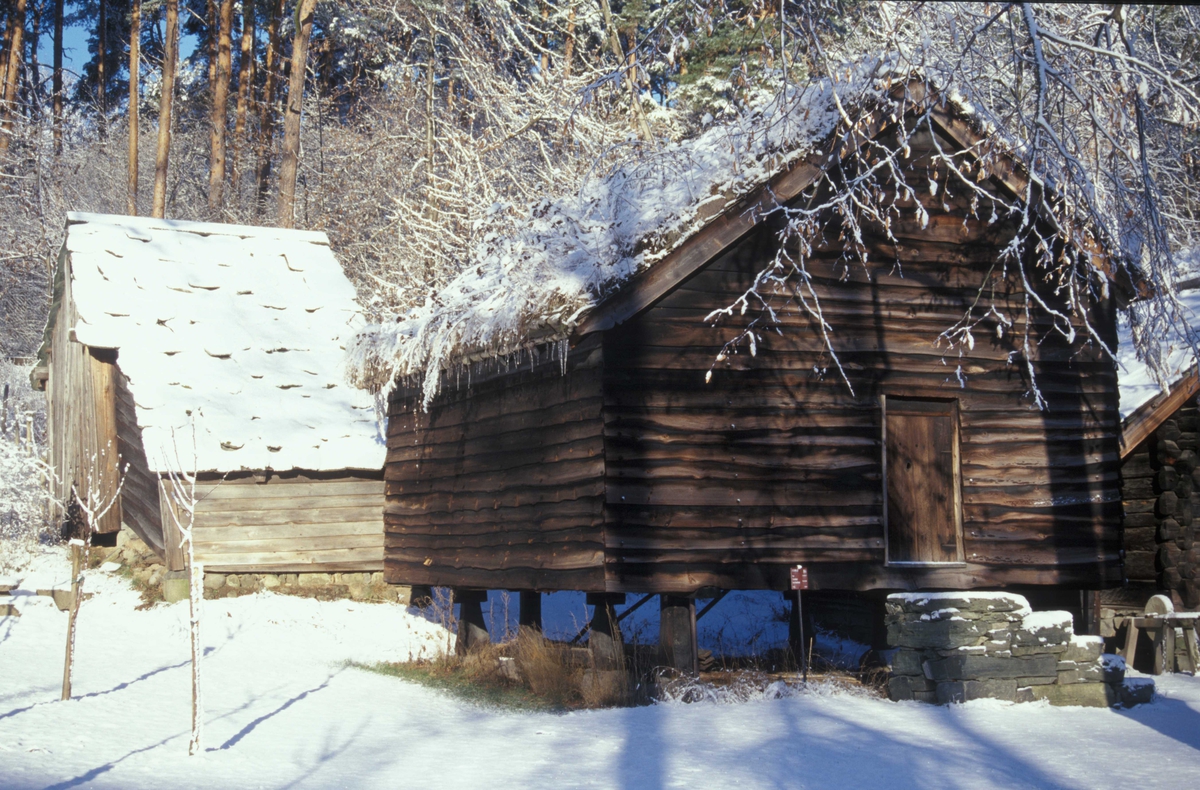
[59,212,384,473]
[1117,287,1200,456]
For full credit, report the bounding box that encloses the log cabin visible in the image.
[34,213,386,574]
[372,83,1144,654]
[1116,288,1200,612]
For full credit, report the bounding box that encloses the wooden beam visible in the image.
[1120,368,1200,459]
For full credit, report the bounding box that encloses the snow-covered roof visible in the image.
[351,57,907,405]
[61,212,384,473]
[1117,287,1200,420]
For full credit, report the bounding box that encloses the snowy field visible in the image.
[1,549,1199,790]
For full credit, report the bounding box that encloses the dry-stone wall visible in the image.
[886,592,1154,707]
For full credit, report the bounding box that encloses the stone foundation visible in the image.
[886,592,1153,707]
[202,571,411,603]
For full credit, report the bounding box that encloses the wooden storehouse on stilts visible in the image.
[35,214,386,576]
[364,81,1142,667]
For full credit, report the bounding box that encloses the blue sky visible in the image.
[37,16,198,81]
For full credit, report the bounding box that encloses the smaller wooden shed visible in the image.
[1117,290,1200,610]
[36,213,386,574]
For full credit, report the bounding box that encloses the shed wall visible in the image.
[190,472,385,573]
[46,253,122,534]
[383,341,607,591]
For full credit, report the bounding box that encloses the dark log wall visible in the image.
[383,123,1123,595]
[1120,407,1200,609]
[383,339,608,591]
[601,128,1122,594]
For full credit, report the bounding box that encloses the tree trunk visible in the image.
[0,0,27,158]
[276,0,316,229]
[1,11,13,94]
[151,0,179,219]
[563,2,576,78]
[229,0,255,189]
[208,0,234,213]
[52,0,62,155]
[97,0,106,139]
[127,0,140,215]
[256,0,284,207]
[598,0,650,141]
[27,2,38,121]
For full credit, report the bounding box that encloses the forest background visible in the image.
[1,2,1199,392]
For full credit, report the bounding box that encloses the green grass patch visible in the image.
[348,659,568,712]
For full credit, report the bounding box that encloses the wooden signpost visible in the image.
[790,565,809,682]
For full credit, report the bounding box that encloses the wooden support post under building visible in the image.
[659,595,697,676]
[454,589,489,655]
[586,593,625,669]
[519,590,542,632]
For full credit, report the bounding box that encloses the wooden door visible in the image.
[883,397,963,564]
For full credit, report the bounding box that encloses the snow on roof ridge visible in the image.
[66,212,331,245]
[350,54,907,406]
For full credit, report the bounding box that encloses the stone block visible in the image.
[279,574,298,586]
[371,572,385,585]
[203,573,226,590]
[1031,682,1118,708]
[912,691,938,704]
[348,583,369,601]
[1014,675,1057,686]
[1101,654,1126,684]
[1063,635,1103,663]
[162,575,190,603]
[886,592,1030,615]
[1015,686,1036,703]
[1119,678,1155,707]
[924,653,1058,682]
[888,618,987,650]
[1057,669,1083,685]
[888,675,935,700]
[391,585,413,605]
[1011,642,1068,657]
[260,575,281,589]
[936,679,1019,704]
[299,573,333,588]
[226,574,242,589]
[891,649,927,676]
[936,645,987,657]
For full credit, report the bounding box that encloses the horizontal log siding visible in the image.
[602,170,1121,592]
[191,473,385,573]
[383,347,607,591]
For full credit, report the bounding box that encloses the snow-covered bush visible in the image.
[0,361,49,572]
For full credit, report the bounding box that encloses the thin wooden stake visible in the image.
[61,539,83,700]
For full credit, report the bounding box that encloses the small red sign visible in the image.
[789,565,809,590]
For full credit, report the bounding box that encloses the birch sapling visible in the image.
[61,452,126,701]
[159,428,206,755]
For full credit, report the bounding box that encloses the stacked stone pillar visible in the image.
[886,592,1153,707]
[1151,418,1200,608]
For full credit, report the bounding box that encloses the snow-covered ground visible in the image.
[2,549,1199,790]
